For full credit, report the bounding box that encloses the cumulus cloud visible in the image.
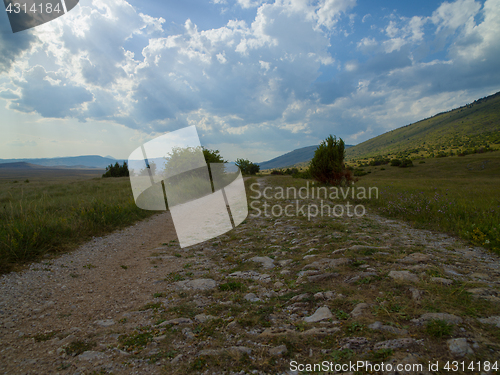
[0,0,499,161]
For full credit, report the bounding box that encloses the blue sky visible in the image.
[0,0,499,162]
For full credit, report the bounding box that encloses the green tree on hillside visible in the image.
[309,135,354,185]
[235,158,260,175]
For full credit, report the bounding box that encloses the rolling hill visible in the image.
[0,155,124,169]
[259,144,353,170]
[345,91,500,161]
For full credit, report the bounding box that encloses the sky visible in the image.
[0,0,499,162]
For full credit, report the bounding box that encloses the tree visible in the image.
[102,161,129,177]
[235,158,260,175]
[202,147,227,164]
[309,135,354,185]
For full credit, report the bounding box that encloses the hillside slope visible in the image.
[259,144,353,170]
[346,91,500,160]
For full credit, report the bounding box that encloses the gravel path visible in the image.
[1,178,499,375]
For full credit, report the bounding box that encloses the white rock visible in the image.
[304,306,333,323]
[478,316,500,328]
[244,293,261,302]
[94,319,115,327]
[77,351,106,361]
[174,278,217,291]
[350,303,370,318]
[250,256,275,269]
[447,338,473,357]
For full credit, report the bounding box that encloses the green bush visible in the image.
[235,159,260,175]
[390,159,401,167]
[309,135,354,186]
[400,159,414,168]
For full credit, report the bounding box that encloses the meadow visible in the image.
[351,151,500,254]
[0,170,158,274]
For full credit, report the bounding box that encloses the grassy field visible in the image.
[351,151,500,253]
[0,170,159,274]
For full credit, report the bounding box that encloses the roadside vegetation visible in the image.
[0,175,158,274]
[351,151,500,254]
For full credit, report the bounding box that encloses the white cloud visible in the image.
[1,0,499,161]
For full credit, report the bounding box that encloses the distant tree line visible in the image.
[102,162,129,178]
[102,148,261,178]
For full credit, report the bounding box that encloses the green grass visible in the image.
[354,152,500,253]
[0,175,159,274]
[425,319,453,338]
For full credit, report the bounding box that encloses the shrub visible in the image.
[292,169,312,179]
[309,135,354,186]
[400,159,414,168]
[390,159,401,167]
[353,168,368,176]
[235,159,260,175]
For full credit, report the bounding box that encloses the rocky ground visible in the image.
[1,177,499,375]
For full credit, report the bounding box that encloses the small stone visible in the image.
[478,316,500,328]
[198,349,221,356]
[470,273,489,280]
[307,273,338,282]
[182,327,195,340]
[399,253,431,264]
[340,337,369,350]
[77,351,106,361]
[324,291,336,300]
[158,317,193,326]
[273,281,285,289]
[411,313,463,325]
[374,338,415,350]
[368,321,408,335]
[350,303,370,318]
[174,278,217,291]
[388,271,419,283]
[250,256,275,269]
[431,277,453,285]
[314,292,325,299]
[303,258,350,270]
[194,314,216,323]
[269,344,287,356]
[229,346,252,355]
[94,319,115,327]
[447,338,473,357]
[244,293,261,302]
[304,306,333,323]
[409,287,424,301]
[260,327,296,337]
[290,293,311,302]
[171,354,183,363]
[301,327,340,336]
[227,321,238,329]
